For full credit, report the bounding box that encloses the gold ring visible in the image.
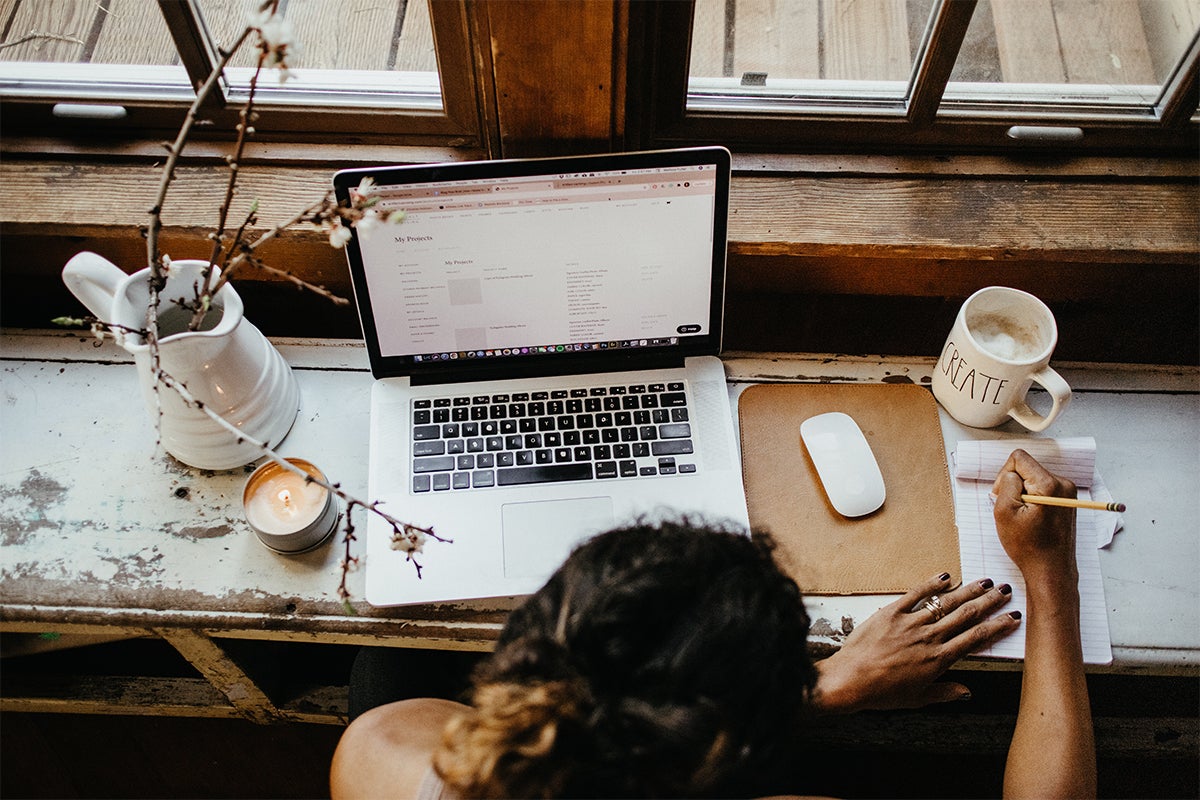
[923,594,946,622]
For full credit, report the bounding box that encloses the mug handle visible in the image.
[1008,366,1072,432]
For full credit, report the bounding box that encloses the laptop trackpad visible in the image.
[501,497,614,579]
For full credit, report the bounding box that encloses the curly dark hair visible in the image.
[434,517,816,798]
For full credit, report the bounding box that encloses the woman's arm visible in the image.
[992,449,1096,799]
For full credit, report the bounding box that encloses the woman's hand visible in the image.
[812,572,1021,714]
[990,450,1095,798]
[991,448,1078,586]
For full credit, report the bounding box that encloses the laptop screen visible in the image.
[334,148,730,382]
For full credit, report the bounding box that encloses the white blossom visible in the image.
[250,3,298,81]
[391,529,426,554]
[355,214,378,234]
[328,223,353,249]
[259,15,295,55]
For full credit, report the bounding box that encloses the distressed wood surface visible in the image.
[0,673,347,723]
[1141,0,1200,81]
[731,0,820,80]
[689,0,727,77]
[3,160,1196,263]
[284,0,401,72]
[483,0,617,152]
[2,330,1198,673]
[0,0,91,62]
[1053,0,1155,85]
[0,331,508,649]
[155,628,288,723]
[92,0,179,66]
[822,0,911,81]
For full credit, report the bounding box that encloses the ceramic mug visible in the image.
[932,286,1071,431]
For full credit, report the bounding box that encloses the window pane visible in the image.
[946,0,1199,108]
[687,0,935,112]
[0,0,190,96]
[196,0,442,110]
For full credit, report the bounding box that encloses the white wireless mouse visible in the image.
[799,412,886,518]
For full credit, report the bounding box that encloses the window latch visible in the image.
[52,104,128,120]
[1006,126,1084,143]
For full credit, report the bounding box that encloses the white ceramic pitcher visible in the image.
[63,251,300,470]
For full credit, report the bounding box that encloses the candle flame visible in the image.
[278,488,292,507]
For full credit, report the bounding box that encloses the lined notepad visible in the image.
[954,437,1113,664]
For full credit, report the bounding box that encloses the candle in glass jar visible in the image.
[243,458,338,553]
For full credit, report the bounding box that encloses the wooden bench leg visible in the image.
[156,628,287,725]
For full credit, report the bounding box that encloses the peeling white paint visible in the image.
[2,333,1198,669]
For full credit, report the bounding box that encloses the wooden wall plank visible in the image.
[1053,0,1155,85]
[195,0,260,68]
[1139,0,1200,82]
[690,0,727,77]
[992,0,1065,83]
[393,0,437,72]
[732,0,820,80]
[286,0,396,71]
[821,0,911,80]
[995,0,1157,86]
[949,0,1004,82]
[725,175,1198,260]
[484,0,616,154]
[2,161,1196,263]
[2,157,1195,362]
[0,0,94,62]
[90,0,178,66]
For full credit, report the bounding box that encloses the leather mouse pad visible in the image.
[738,383,959,595]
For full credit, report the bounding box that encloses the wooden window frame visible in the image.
[0,0,493,153]
[626,0,1200,154]
[1,1,1195,365]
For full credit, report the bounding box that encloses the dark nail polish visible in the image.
[1009,610,1022,620]
[999,583,1012,595]
[938,572,951,582]
[979,578,994,590]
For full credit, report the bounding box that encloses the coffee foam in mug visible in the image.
[969,313,1044,362]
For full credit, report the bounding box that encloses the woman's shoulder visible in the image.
[331,698,468,800]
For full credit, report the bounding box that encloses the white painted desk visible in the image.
[2,330,1197,722]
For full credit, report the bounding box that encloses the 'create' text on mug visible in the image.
[940,341,1009,405]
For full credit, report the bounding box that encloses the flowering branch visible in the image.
[151,357,452,601]
[66,0,442,603]
[143,1,361,333]
[199,193,356,305]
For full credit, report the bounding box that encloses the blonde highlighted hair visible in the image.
[436,679,587,798]
[432,518,816,798]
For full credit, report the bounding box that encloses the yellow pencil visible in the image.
[1021,494,1126,513]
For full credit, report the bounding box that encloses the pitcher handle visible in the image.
[62,251,127,320]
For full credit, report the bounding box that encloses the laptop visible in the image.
[333,147,750,606]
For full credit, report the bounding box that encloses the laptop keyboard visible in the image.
[410,382,696,492]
